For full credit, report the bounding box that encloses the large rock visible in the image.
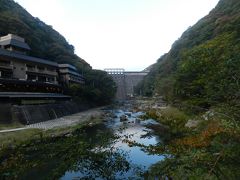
[185,119,200,128]
[120,115,128,121]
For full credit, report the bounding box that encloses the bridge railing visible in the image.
[104,68,125,75]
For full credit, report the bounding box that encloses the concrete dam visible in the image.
[105,68,149,100]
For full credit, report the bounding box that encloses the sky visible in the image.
[15,0,219,71]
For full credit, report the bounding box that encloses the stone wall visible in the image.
[0,101,89,125]
[0,103,12,123]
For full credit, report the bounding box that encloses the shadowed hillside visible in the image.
[0,0,116,105]
[137,0,240,117]
[136,1,240,178]
[0,0,90,71]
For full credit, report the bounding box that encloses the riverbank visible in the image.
[1,99,239,179]
[0,101,163,179]
[0,107,106,148]
[0,110,119,179]
[130,98,240,179]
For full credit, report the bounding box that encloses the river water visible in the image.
[61,108,164,179]
[0,106,164,180]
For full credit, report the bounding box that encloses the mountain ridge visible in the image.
[137,0,240,115]
[0,0,90,71]
[0,0,116,105]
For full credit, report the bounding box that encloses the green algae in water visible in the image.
[0,109,165,179]
[0,123,130,180]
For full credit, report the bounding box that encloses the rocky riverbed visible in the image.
[0,101,168,179]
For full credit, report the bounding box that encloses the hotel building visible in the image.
[0,34,84,93]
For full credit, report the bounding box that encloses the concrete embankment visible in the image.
[27,107,104,130]
[0,107,104,133]
[0,101,90,125]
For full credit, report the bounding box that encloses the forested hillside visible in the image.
[0,0,89,70]
[137,0,240,178]
[137,0,240,116]
[0,0,116,105]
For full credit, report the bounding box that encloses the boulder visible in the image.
[120,115,128,121]
[185,119,200,128]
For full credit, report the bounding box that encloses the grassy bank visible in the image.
[0,111,106,149]
[0,122,24,131]
[143,105,240,179]
[0,112,130,179]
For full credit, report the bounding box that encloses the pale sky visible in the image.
[15,0,219,71]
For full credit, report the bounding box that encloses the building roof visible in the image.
[58,64,84,77]
[68,70,83,77]
[58,64,77,71]
[0,39,31,50]
[59,68,83,77]
[0,48,58,67]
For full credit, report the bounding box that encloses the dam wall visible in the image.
[105,69,148,100]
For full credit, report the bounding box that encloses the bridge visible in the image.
[104,68,149,100]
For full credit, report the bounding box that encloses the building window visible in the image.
[48,77,55,83]
[38,76,46,82]
[27,74,37,81]
[0,60,11,67]
[1,71,13,78]
[46,67,55,72]
[37,66,45,72]
[26,64,35,71]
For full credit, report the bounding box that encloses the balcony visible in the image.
[26,67,57,76]
[59,69,69,74]
[0,63,13,70]
[26,66,36,72]
[69,75,85,84]
[59,68,82,77]
[0,78,62,94]
[43,69,58,76]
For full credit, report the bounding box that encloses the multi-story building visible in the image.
[0,34,30,54]
[58,64,85,86]
[0,34,84,93]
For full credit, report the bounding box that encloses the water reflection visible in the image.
[109,110,164,169]
[0,107,164,180]
[62,109,165,179]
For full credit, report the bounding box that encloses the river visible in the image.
[61,106,164,179]
[0,104,164,179]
